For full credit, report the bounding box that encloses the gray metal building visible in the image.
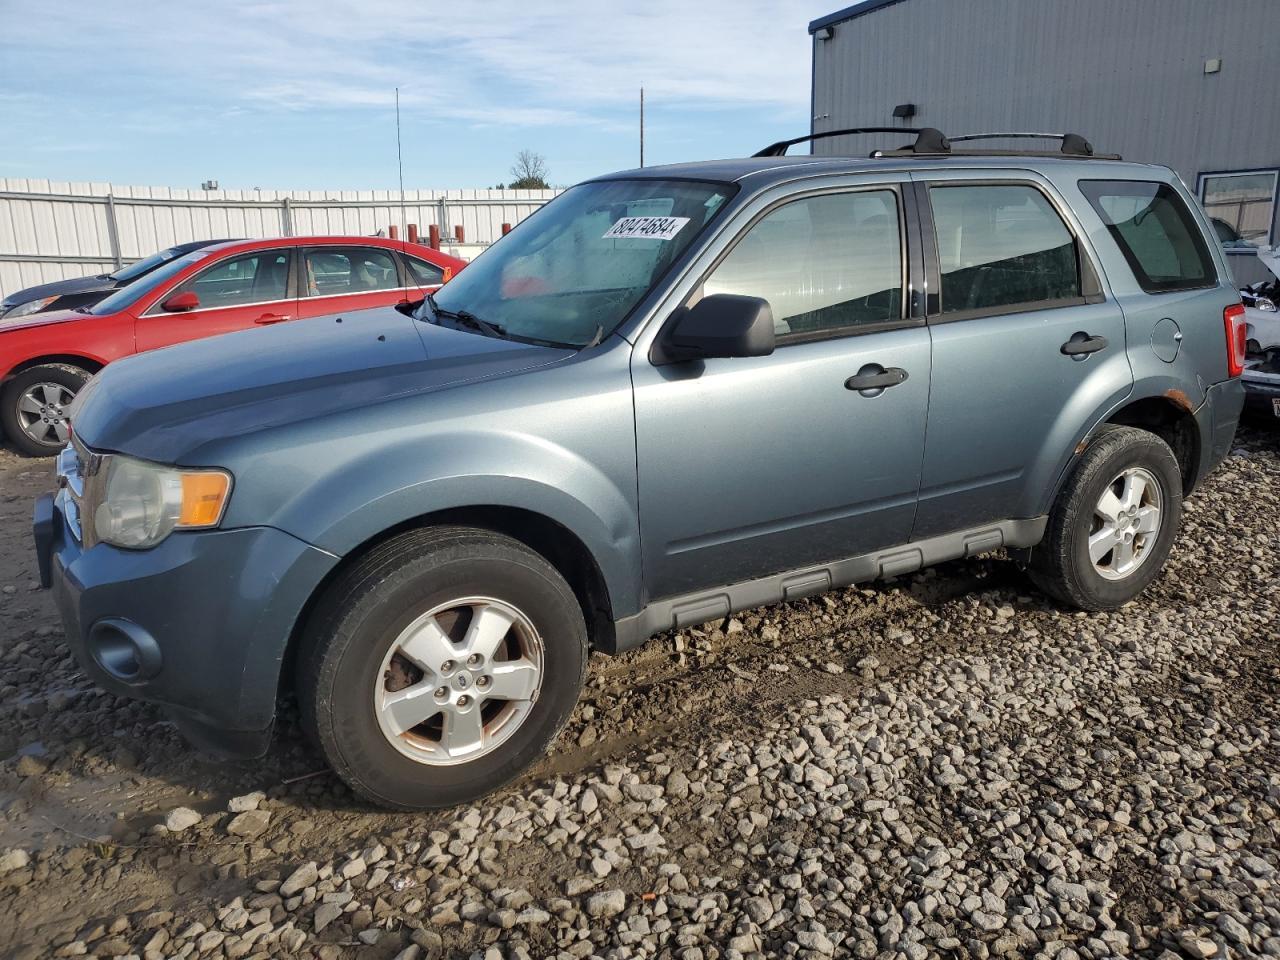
[808,0,1280,283]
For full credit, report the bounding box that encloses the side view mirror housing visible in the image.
[651,293,776,365]
[160,291,200,312]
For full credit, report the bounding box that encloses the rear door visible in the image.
[135,247,296,352]
[910,173,1133,538]
[632,179,933,599]
[295,244,408,319]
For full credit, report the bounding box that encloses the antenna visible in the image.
[395,87,408,251]
[639,86,645,168]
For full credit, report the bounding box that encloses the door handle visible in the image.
[845,365,909,394]
[254,312,291,325]
[1061,332,1108,357]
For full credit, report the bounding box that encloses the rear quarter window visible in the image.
[1079,179,1217,293]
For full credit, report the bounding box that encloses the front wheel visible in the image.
[297,526,588,810]
[1029,426,1183,610]
[1,363,90,457]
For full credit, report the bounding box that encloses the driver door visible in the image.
[631,183,932,600]
[135,248,296,352]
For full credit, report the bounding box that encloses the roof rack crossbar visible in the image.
[754,126,948,157]
[947,132,1097,157]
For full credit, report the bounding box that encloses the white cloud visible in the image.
[4,0,827,127]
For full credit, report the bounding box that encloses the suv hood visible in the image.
[71,305,572,463]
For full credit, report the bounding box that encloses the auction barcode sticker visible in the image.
[603,216,690,241]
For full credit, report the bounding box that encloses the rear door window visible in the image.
[929,184,1082,316]
[303,247,400,297]
[1079,180,1216,293]
[404,255,445,285]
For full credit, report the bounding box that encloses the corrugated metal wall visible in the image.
[810,0,1280,278]
[0,180,560,300]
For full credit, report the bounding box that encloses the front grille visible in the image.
[57,437,105,545]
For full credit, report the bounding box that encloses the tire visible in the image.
[297,526,588,810]
[0,363,90,457]
[1028,426,1183,611]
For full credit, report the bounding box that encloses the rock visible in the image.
[227,791,265,813]
[165,807,202,833]
[226,810,271,839]
[279,862,319,897]
[340,856,366,879]
[586,889,626,918]
[0,849,30,874]
[742,896,774,923]
[313,902,343,933]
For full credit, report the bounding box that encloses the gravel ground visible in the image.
[0,427,1277,960]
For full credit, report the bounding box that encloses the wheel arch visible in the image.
[1101,394,1200,493]
[279,504,620,700]
[2,354,106,385]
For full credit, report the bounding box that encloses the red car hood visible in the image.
[0,306,88,333]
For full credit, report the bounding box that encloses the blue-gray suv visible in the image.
[33,129,1247,809]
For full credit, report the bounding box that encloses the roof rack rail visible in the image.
[873,131,1121,160]
[756,127,1121,161]
[754,126,949,157]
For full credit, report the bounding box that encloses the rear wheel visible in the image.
[297,526,587,810]
[1029,426,1183,610]
[1,363,90,457]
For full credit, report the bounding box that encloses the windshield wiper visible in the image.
[451,309,509,340]
[421,292,576,350]
[425,293,509,340]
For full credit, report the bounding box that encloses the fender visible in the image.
[251,428,643,619]
[1040,373,1206,514]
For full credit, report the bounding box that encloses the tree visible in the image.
[508,150,550,189]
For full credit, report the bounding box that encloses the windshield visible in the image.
[428,179,733,347]
[109,246,184,283]
[89,250,211,315]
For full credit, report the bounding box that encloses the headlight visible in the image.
[91,455,232,549]
[1,295,60,319]
[1254,296,1277,312]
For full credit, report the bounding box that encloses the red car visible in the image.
[0,236,466,455]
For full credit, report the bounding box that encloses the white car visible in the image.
[1240,247,1280,421]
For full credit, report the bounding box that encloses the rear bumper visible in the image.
[35,491,337,757]
[1241,373,1280,418]
[1190,377,1245,491]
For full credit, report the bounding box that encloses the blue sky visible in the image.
[0,1,834,191]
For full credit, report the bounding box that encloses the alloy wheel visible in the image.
[15,381,75,447]
[1088,466,1163,581]
[373,597,544,765]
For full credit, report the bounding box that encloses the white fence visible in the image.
[0,179,561,300]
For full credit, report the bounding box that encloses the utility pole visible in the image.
[640,86,645,168]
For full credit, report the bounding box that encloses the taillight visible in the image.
[1224,303,1247,377]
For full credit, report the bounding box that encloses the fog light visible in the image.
[88,618,162,684]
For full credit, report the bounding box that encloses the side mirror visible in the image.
[160,291,200,312]
[652,293,776,365]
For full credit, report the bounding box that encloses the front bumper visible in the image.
[34,490,337,757]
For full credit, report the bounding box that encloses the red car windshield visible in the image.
[88,250,211,315]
